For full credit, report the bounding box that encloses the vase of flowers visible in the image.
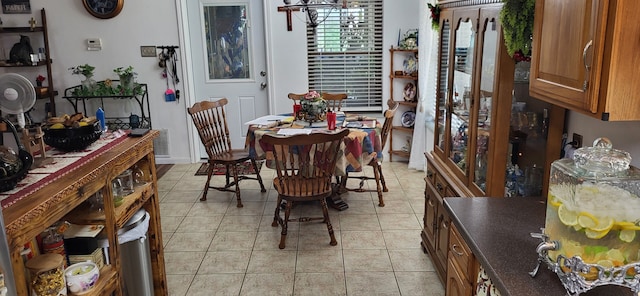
[69,64,97,92]
[35,75,45,87]
[299,91,328,123]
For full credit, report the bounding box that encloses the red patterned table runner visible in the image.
[1,132,129,208]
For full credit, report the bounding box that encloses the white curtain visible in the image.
[408,0,437,171]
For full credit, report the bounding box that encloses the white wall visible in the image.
[2,0,419,164]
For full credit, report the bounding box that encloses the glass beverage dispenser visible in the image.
[537,138,640,293]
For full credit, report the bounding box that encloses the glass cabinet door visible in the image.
[435,11,452,154]
[448,15,476,177]
[472,17,498,193]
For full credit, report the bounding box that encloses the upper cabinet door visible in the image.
[530,0,640,121]
[529,0,604,114]
[434,10,453,157]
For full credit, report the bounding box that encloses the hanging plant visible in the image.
[428,3,441,31]
[499,0,535,60]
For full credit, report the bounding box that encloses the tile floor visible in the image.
[158,161,444,296]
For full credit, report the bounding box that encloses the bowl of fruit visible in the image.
[43,113,102,151]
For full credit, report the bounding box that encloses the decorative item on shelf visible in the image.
[36,75,45,87]
[401,110,416,128]
[403,54,418,76]
[298,90,328,123]
[8,35,34,65]
[428,3,441,31]
[113,66,137,94]
[399,29,418,50]
[403,82,417,102]
[500,0,535,60]
[69,64,97,93]
[401,136,413,153]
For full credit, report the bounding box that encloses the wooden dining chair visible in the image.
[321,92,347,112]
[261,129,349,249]
[288,93,306,104]
[187,98,266,207]
[342,100,399,206]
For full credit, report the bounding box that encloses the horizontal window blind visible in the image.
[307,0,383,111]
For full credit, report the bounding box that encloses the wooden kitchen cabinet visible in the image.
[446,223,478,296]
[424,0,565,294]
[2,131,167,295]
[529,0,640,121]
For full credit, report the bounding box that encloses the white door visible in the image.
[186,0,269,154]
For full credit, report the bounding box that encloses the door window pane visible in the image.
[203,5,250,79]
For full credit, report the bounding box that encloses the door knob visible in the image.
[260,71,266,77]
[260,82,267,89]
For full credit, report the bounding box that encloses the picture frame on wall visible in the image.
[1,0,31,14]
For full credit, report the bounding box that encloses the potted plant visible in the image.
[69,64,97,92]
[113,66,137,92]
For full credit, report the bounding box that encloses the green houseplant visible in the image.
[500,0,535,61]
[113,66,137,92]
[69,64,97,92]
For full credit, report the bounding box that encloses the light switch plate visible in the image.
[140,46,156,57]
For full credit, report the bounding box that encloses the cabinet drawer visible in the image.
[449,224,474,281]
[434,173,448,197]
[426,163,436,184]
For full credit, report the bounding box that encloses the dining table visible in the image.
[246,112,382,210]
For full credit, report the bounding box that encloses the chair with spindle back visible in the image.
[187,98,266,207]
[321,92,347,112]
[261,129,349,249]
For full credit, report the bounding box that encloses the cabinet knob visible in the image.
[451,244,464,256]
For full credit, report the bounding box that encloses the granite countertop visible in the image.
[444,197,635,296]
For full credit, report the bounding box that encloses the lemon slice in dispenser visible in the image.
[591,217,614,232]
[578,212,598,229]
[585,228,610,239]
[558,204,578,226]
[619,229,636,243]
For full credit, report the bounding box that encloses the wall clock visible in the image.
[82,0,124,19]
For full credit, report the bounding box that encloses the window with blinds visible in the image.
[306,0,383,111]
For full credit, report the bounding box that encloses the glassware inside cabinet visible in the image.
[473,18,498,192]
[436,18,451,152]
[449,19,475,174]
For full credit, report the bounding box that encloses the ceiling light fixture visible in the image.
[281,0,346,28]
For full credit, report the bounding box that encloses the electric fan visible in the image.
[0,73,36,128]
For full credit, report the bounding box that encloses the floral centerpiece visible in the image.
[299,90,328,123]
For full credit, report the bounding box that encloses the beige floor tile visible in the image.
[377,213,422,230]
[254,229,299,250]
[218,215,263,232]
[340,230,386,249]
[166,274,194,296]
[383,230,423,249]
[197,250,252,273]
[296,249,344,273]
[160,202,193,217]
[164,231,215,252]
[225,201,266,216]
[338,214,381,231]
[395,271,445,296]
[374,199,414,214]
[187,274,244,296]
[343,249,393,272]
[209,231,258,251]
[293,272,346,296]
[176,215,223,233]
[247,250,297,273]
[161,216,185,233]
[162,190,202,203]
[187,201,229,216]
[240,273,294,296]
[388,249,435,272]
[164,251,205,274]
[296,229,341,250]
[344,271,400,296]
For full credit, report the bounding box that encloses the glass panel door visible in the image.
[473,18,498,193]
[449,18,475,175]
[435,15,451,153]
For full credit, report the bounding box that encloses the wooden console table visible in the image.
[1,131,167,295]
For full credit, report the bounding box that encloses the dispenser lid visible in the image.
[573,137,631,175]
[26,253,64,273]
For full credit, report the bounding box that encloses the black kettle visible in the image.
[0,118,33,192]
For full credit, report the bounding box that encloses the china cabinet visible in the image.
[388,46,418,161]
[529,0,640,121]
[0,9,57,115]
[422,0,565,291]
[2,131,167,295]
